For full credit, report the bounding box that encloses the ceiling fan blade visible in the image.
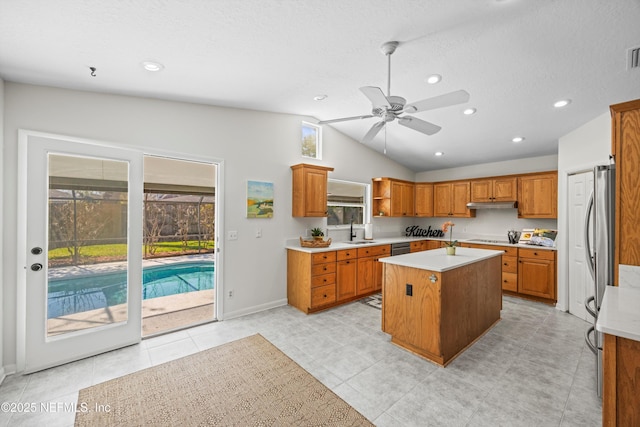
[362,121,385,144]
[398,116,441,135]
[404,89,470,113]
[360,86,391,108]
[318,114,374,124]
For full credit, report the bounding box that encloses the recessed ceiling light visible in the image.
[142,61,164,72]
[313,94,327,101]
[512,137,525,143]
[553,99,571,108]
[426,74,441,84]
[463,108,477,115]
[434,151,444,156]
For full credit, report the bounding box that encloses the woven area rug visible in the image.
[75,334,372,426]
[359,293,382,310]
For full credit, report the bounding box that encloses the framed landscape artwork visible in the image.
[246,180,274,218]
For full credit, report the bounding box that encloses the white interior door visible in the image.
[20,133,143,373]
[568,171,594,321]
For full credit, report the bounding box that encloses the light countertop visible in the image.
[378,247,503,273]
[285,236,557,253]
[596,286,640,342]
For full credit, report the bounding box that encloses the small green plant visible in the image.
[310,227,324,237]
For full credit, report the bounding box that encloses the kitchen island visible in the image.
[379,247,503,366]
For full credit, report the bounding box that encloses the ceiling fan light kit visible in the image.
[319,41,470,148]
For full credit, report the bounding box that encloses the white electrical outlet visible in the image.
[228,230,238,240]
[228,290,233,298]
[256,228,262,238]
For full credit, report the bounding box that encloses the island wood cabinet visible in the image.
[433,181,475,218]
[287,244,389,314]
[602,333,640,426]
[291,163,334,217]
[414,183,434,217]
[470,177,517,203]
[372,178,414,217]
[517,248,556,302]
[610,99,640,284]
[517,172,558,218]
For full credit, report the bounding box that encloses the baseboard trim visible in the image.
[222,299,288,320]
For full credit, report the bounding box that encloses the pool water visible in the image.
[47,261,214,318]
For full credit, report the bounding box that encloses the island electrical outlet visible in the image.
[406,283,413,296]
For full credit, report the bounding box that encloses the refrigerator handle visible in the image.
[584,191,595,280]
[585,295,597,319]
[585,326,598,355]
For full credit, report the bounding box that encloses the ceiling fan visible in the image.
[319,41,470,145]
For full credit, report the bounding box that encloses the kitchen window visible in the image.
[327,179,370,227]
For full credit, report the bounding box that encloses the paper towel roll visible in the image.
[364,223,373,240]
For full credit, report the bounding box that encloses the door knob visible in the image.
[30,263,43,272]
[31,247,43,255]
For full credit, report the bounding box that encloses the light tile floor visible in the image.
[0,296,602,426]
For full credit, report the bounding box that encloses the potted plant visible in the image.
[441,221,457,255]
[310,227,325,241]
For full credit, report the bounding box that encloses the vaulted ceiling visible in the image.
[1,0,639,171]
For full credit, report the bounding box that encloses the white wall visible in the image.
[2,82,414,370]
[556,112,611,311]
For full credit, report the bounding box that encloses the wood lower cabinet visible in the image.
[357,245,391,295]
[611,99,640,284]
[517,248,556,301]
[287,244,390,314]
[410,240,440,252]
[461,244,518,292]
[517,172,558,218]
[603,333,640,426]
[336,249,357,301]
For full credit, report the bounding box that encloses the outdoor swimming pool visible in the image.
[47,261,214,318]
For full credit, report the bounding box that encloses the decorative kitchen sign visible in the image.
[405,225,445,238]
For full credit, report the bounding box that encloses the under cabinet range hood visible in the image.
[466,201,517,209]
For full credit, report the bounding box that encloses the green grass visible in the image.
[49,240,215,261]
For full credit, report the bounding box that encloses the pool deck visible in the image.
[47,254,216,337]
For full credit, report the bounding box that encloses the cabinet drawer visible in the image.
[502,256,517,273]
[410,241,425,252]
[357,245,391,258]
[311,284,336,307]
[312,251,336,264]
[311,262,336,276]
[311,273,335,288]
[336,249,357,261]
[519,248,555,260]
[502,272,518,292]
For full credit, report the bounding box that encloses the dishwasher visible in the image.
[391,241,411,256]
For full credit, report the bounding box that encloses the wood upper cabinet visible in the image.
[372,178,414,217]
[415,182,434,217]
[470,177,517,202]
[291,163,334,217]
[611,99,640,279]
[517,172,558,218]
[434,181,475,218]
[517,248,556,301]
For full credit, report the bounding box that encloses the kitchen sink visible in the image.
[344,240,377,245]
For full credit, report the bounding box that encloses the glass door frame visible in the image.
[16,130,225,373]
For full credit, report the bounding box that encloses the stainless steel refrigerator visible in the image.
[584,164,615,398]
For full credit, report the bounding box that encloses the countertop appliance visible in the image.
[584,164,615,398]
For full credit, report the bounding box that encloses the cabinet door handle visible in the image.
[534,252,538,256]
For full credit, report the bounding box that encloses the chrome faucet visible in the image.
[350,220,357,241]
